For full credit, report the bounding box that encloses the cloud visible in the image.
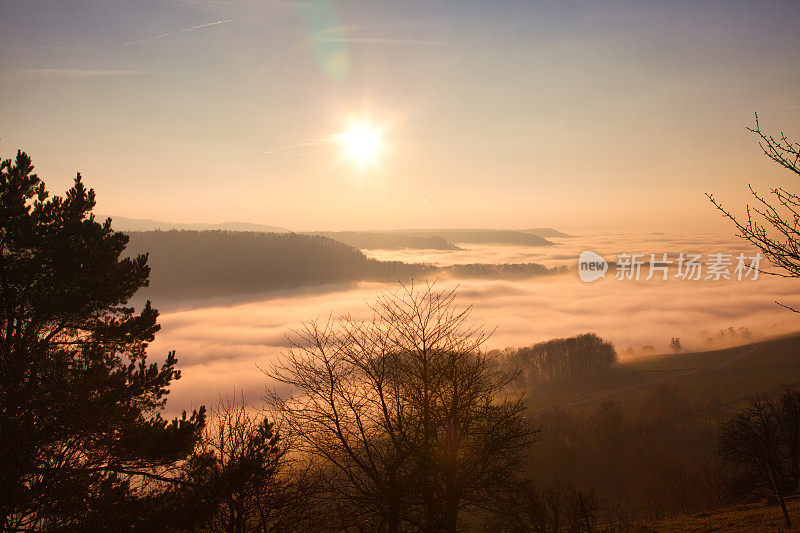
[150,232,800,415]
[264,139,335,158]
[121,19,233,46]
[15,69,159,77]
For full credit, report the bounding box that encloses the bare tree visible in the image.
[707,114,800,309]
[565,487,598,533]
[188,396,318,533]
[485,481,603,533]
[718,394,798,528]
[267,283,535,532]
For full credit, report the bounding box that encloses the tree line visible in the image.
[502,333,619,386]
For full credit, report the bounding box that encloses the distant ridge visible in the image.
[107,218,567,247]
[522,227,574,238]
[103,216,289,233]
[385,229,555,247]
[123,230,564,303]
[312,231,461,250]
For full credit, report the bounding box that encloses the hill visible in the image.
[105,216,290,233]
[521,227,574,238]
[526,333,800,411]
[312,231,461,250]
[123,230,563,305]
[110,221,567,248]
[124,230,429,303]
[522,333,800,523]
[639,496,800,532]
[386,229,555,246]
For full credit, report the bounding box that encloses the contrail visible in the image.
[122,19,233,46]
[265,139,335,157]
[18,68,159,76]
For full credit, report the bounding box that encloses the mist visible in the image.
[150,231,800,413]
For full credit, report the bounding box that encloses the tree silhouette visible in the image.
[184,396,318,533]
[707,114,800,310]
[268,284,535,532]
[718,391,800,528]
[0,151,205,530]
[509,333,618,385]
[670,337,682,353]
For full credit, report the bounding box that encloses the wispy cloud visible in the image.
[15,68,160,77]
[122,19,233,46]
[264,139,335,157]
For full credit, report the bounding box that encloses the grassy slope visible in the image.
[639,496,800,532]
[527,333,800,529]
[530,332,800,412]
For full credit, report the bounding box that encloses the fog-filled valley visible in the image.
[128,226,800,525]
[140,229,800,412]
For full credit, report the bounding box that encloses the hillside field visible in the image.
[525,332,800,525]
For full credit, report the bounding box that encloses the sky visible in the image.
[1,1,799,232]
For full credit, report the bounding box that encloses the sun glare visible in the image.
[334,122,383,166]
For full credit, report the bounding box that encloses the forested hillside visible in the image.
[124,230,564,303]
[312,231,461,250]
[125,230,429,300]
[386,229,556,246]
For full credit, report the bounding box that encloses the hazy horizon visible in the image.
[2,1,799,233]
[103,213,585,233]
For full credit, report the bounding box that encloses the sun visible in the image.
[334,122,383,166]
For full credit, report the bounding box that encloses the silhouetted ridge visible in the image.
[387,229,555,246]
[124,230,564,302]
[442,262,566,278]
[521,227,574,238]
[312,231,461,250]
[107,216,289,233]
[125,230,431,300]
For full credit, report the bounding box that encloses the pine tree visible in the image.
[0,151,205,530]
